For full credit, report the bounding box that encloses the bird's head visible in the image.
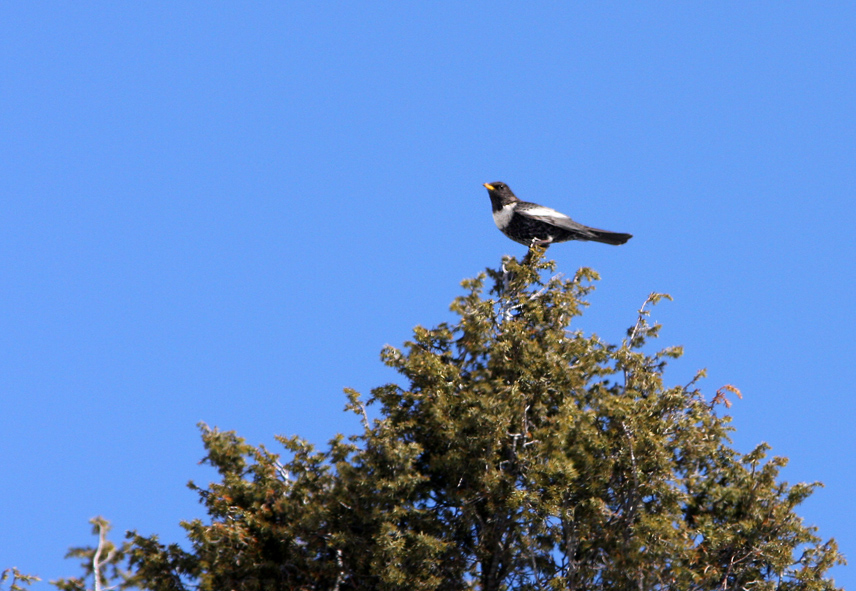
[483,182,518,207]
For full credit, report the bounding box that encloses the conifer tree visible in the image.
[124,252,844,590]
[52,517,139,591]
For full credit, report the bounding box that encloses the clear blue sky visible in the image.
[2,3,854,587]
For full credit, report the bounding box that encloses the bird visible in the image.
[483,182,632,248]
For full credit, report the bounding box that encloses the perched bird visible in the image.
[484,182,632,248]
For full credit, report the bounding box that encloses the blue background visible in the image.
[2,3,853,587]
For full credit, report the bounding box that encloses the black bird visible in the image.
[484,182,632,247]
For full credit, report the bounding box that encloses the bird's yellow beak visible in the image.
[483,183,495,191]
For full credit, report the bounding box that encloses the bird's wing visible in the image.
[516,203,590,232]
[516,201,633,245]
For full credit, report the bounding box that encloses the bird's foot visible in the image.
[524,239,550,265]
[529,237,552,248]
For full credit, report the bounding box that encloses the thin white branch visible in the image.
[627,293,656,345]
[332,548,344,591]
[273,458,291,483]
[92,520,107,591]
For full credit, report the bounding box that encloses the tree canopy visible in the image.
[26,252,846,590]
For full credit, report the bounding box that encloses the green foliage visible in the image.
[1,568,40,591]
[52,517,140,591]
[124,252,844,590]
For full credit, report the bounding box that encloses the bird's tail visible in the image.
[587,228,633,245]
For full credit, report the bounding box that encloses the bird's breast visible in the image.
[492,203,516,230]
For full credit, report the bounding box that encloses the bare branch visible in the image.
[92,519,107,591]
